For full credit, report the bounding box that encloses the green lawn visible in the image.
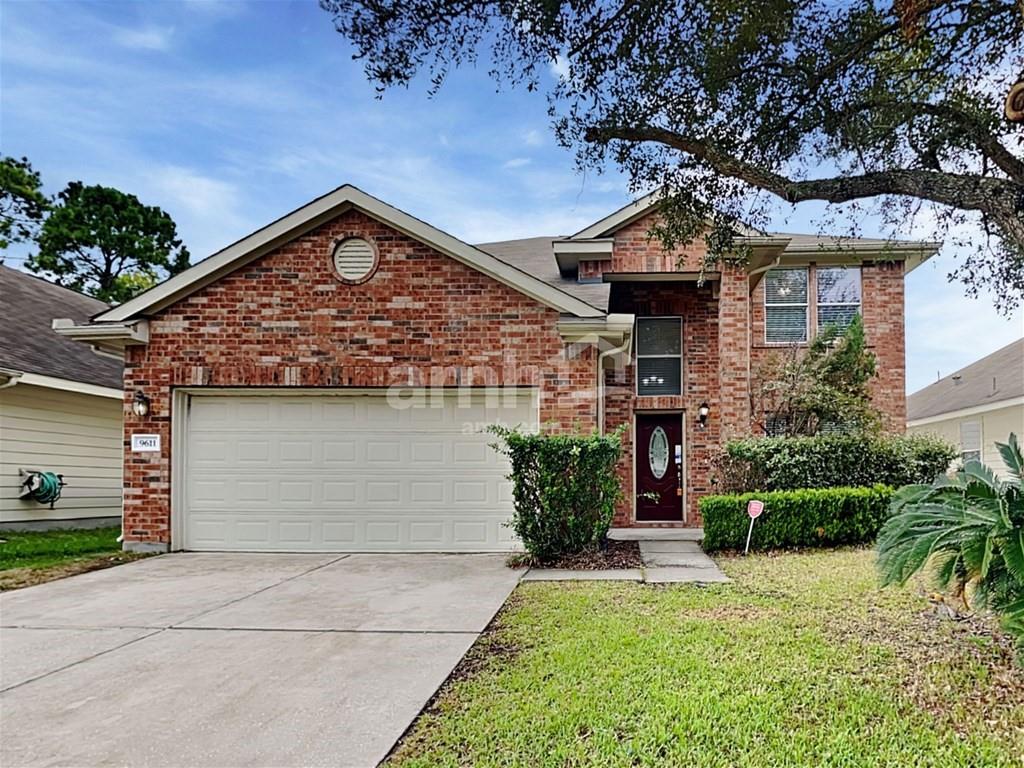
[390,548,1023,768]
[0,526,139,589]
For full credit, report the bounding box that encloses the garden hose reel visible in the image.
[18,469,66,509]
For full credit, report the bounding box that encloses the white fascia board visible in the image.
[14,372,123,399]
[52,318,149,343]
[781,241,941,273]
[907,396,1024,427]
[557,313,634,343]
[93,185,603,322]
[553,239,614,255]
[571,190,663,239]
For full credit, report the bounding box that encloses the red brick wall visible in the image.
[122,209,597,549]
[579,214,709,279]
[749,262,906,432]
[605,282,720,525]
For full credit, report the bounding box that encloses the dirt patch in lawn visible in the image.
[825,594,1024,737]
[0,553,151,591]
[508,540,642,570]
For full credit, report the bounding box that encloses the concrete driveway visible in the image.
[0,553,521,768]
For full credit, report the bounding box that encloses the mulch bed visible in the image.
[511,539,643,570]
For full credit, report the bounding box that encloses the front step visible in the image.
[607,527,703,542]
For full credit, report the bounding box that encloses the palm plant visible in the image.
[877,434,1024,654]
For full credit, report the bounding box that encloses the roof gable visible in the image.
[95,185,604,322]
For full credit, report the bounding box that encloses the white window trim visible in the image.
[816,266,862,330]
[959,419,983,464]
[635,316,683,397]
[764,267,809,345]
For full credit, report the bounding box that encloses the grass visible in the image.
[389,548,1023,768]
[0,526,143,590]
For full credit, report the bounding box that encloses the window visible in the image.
[959,420,982,464]
[817,267,862,331]
[636,317,682,396]
[764,268,808,343]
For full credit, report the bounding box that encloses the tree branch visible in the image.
[584,124,1018,217]
[844,99,1024,184]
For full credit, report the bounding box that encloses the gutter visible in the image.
[52,318,150,359]
[0,370,23,390]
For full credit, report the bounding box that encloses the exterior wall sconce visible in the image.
[132,390,151,418]
[697,401,710,430]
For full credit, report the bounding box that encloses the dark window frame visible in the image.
[636,316,683,397]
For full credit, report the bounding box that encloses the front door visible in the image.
[635,413,683,522]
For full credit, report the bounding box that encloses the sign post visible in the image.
[744,499,764,555]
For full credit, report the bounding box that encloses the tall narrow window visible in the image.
[764,268,808,343]
[817,266,862,331]
[636,317,682,396]
[959,420,982,464]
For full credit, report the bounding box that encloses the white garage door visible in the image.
[182,391,535,552]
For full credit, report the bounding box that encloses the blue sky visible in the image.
[2,0,1020,394]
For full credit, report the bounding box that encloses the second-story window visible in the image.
[817,266,862,331]
[764,268,808,343]
[636,317,682,396]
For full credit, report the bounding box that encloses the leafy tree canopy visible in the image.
[27,182,190,304]
[322,0,1024,311]
[0,156,49,250]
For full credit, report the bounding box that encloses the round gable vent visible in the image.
[332,237,377,283]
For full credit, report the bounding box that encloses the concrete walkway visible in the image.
[525,529,729,584]
[639,539,730,583]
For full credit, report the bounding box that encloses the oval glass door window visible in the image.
[649,426,669,479]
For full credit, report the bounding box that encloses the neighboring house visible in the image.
[907,339,1024,475]
[56,186,936,553]
[0,265,123,530]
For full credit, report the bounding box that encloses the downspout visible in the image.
[598,333,633,435]
[0,372,23,390]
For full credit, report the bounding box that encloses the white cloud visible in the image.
[112,25,174,51]
[522,129,544,147]
[503,157,532,169]
[143,166,253,258]
[549,55,570,79]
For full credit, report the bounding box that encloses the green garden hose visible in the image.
[25,472,65,507]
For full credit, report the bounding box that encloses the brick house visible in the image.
[58,186,936,553]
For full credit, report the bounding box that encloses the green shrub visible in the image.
[878,434,1024,657]
[488,425,624,562]
[701,485,893,552]
[713,433,955,493]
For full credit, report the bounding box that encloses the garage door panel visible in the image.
[183,392,533,551]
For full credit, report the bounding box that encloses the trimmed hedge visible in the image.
[701,485,893,552]
[713,433,955,493]
[488,426,624,562]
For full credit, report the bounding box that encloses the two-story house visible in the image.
[57,186,936,553]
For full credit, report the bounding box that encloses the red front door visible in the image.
[635,413,683,522]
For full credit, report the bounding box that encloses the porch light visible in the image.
[697,401,710,430]
[132,390,151,417]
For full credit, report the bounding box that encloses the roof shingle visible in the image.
[0,265,123,389]
[907,339,1024,422]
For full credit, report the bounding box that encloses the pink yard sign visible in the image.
[747,499,764,519]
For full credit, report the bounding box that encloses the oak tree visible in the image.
[322,0,1024,310]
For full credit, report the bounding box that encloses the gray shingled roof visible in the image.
[907,339,1024,422]
[0,265,123,389]
[476,236,610,312]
